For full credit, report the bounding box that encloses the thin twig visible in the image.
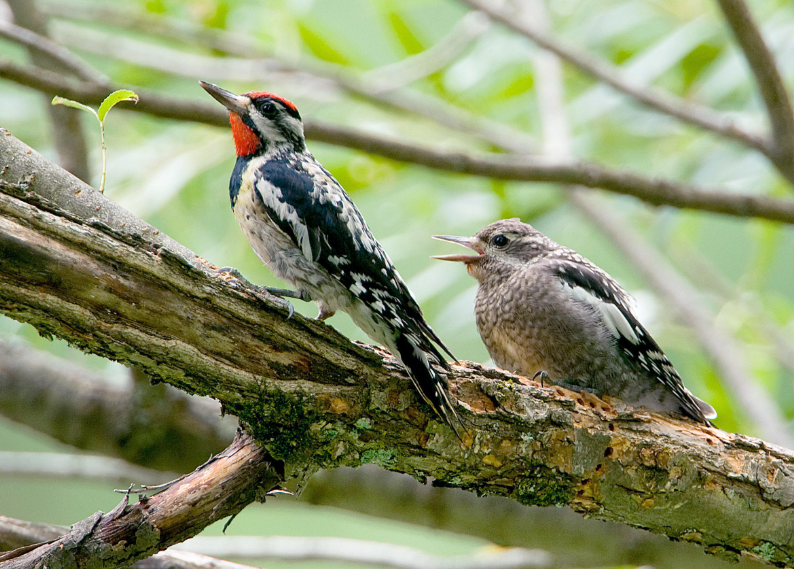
[715,0,794,184]
[3,59,794,225]
[525,0,792,446]
[362,11,491,92]
[458,0,771,157]
[44,7,536,153]
[0,19,108,84]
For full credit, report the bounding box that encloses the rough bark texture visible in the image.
[0,432,282,568]
[2,130,794,567]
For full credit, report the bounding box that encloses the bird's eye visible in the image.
[491,234,508,248]
[257,100,277,115]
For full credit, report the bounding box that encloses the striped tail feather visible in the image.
[393,331,462,438]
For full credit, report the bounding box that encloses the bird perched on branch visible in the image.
[199,81,459,430]
[433,218,715,424]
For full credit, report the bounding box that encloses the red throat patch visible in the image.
[229,113,261,156]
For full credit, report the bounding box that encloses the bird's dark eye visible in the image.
[491,234,508,248]
[256,100,277,115]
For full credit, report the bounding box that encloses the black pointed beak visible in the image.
[431,235,484,263]
[199,80,249,115]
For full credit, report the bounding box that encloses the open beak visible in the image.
[199,80,250,115]
[431,235,484,263]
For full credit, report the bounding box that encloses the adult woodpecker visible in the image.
[200,81,459,430]
[434,218,716,424]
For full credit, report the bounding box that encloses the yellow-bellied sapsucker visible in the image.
[434,218,716,424]
[200,81,458,429]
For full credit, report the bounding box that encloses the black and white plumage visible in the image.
[199,81,459,429]
[433,218,716,424]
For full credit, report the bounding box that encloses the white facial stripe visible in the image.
[280,115,304,140]
[250,112,288,144]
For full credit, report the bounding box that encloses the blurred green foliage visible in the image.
[1,0,794,566]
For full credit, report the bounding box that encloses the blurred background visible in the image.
[1,0,793,567]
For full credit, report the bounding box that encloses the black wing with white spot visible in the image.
[249,158,446,347]
[546,252,712,424]
[248,155,459,427]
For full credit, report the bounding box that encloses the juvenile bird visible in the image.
[433,218,715,424]
[199,81,458,429]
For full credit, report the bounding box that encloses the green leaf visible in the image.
[387,10,425,56]
[297,23,350,66]
[97,90,139,122]
[51,96,98,118]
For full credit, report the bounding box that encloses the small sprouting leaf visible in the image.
[97,90,139,122]
[51,96,98,118]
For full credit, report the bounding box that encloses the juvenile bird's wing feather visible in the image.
[545,253,714,423]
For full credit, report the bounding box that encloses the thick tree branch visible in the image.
[3,61,794,224]
[716,0,794,180]
[0,431,283,568]
[2,130,794,567]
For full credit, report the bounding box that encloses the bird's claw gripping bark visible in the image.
[257,286,310,320]
[215,267,308,318]
[214,266,249,289]
[532,370,548,387]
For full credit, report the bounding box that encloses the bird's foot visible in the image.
[532,370,548,387]
[256,286,311,319]
[214,266,250,289]
[214,267,309,319]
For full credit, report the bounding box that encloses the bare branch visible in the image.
[3,61,794,225]
[0,432,283,568]
[0,517,263,569]
[0,515,552,569]
[458,0,774,161]
[0,517,66,553]
[0,20,107,84]
[2,129,794,567]
[715,0,794,184]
